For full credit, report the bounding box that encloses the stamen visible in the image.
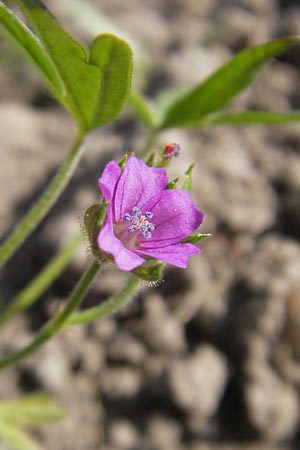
[132,206,141,216]
[131,215,139,224]
[123,206,155,239]
[143,231,152,239]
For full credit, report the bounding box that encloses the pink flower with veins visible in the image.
[97,156,204,271]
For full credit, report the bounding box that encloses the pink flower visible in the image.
[97,156,204,271]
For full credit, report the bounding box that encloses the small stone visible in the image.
[244,361,299,441]
[100,367,141,398]
[142,293,186,353]
[107,331,146,364]
[146,415,182,450]
[108,420,140,450]
[168,345,228,420]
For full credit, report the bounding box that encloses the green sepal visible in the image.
[145,149,157,167]
[133,260,165,282]
[167,177,180,189]
[84,203,108,258]
[118,153,128,169]
[182,164,194,191]
[181,233,211,244]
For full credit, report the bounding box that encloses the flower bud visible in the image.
[163,142,180,160]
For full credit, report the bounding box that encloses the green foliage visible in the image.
[84,203,108,259]
[182,164,194,192]
[133,260,165,282]
[0,1,63,95]
[0,0,133,131]
[0,233,82,325]
[181,233,211,244]
[159,37,300,128]
[0,393,66,426]
[202,110,300,125]
[167,177,180,189]
[129,37,300,130]
[129,90,156,129]
[0,393,65,450]
[0,421,43,450]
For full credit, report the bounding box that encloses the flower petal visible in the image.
[140,189,204,249]
[98,160,121,201]
[135,243,200,269]
[113,156,168,222]
[98,205,145,271]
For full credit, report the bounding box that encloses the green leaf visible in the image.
[10,0,132,130]
[15,0,94,127]
[0,393,66,426]
[0,421,43,450]
[128,90,156,128]
[159,37,300,129]
[89,34,132,128]
[0,1,63,96]
[203,110,300,125]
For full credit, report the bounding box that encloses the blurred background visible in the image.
[1,0,300,449]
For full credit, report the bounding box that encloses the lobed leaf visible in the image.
[89,34,132,128]
[158,37,300,129]
[2,0,132,131]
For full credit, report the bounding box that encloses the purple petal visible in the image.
[135,243,200,269]
[98,205,145,271]
[113,156,168,222]
[139,189,204,249]
[98,160,121,201]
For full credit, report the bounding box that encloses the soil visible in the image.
[1,0,300,449]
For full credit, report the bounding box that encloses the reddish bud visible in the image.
[163,143,180,160]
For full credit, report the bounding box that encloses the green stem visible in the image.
[0,232,82,326]
[66,274,140,326]
[0,259,100,370]
[140,129,157,158]
[0,131,86,269]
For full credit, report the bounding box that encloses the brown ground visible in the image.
[1,0,300,449]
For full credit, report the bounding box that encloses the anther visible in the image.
[123,206,156,239]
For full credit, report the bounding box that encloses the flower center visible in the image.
[123,206,155,239]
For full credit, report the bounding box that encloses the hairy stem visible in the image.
[66,274,141,326]
[0,232,82,326]
[0,131,85,269]
[0,259,100,370]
